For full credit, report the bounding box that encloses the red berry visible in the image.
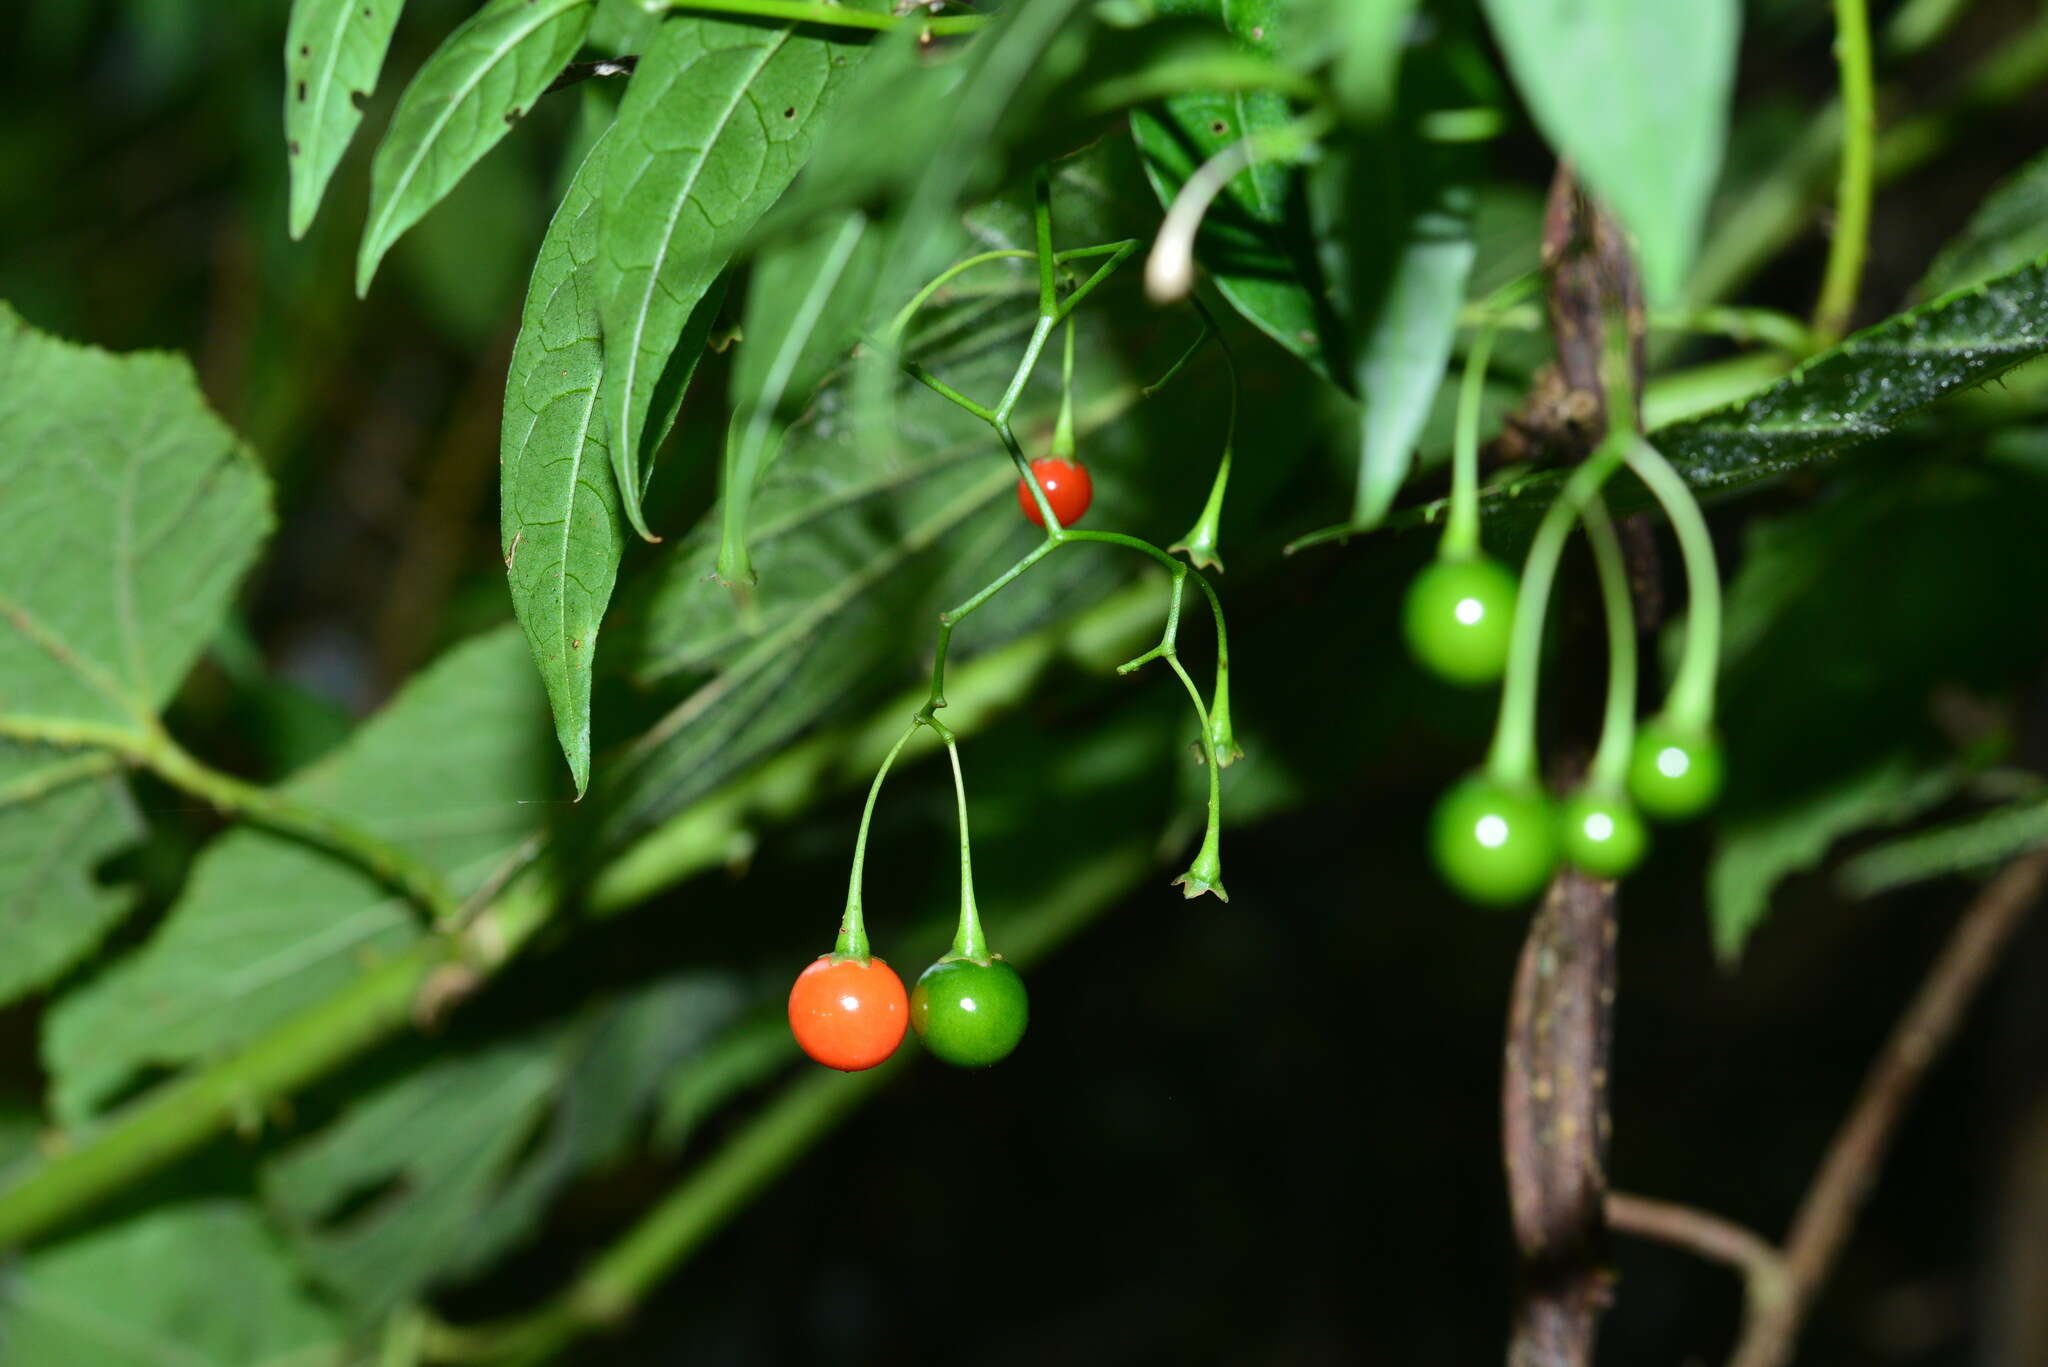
[1016,457,1093,527]
[788,955,908,1071]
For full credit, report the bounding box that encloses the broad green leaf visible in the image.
[0,303,271,742]
[1916,149,2048,300]
[1479,0,1738,303]
[355,0,594,296]
[596,14,865,541]
[283,0,405,240]
[1840,796,2048,898]
[0,1199,345,1367]
[716,210,876,588]
[1708,754,1959,959]
[266,975,741,1318]
[0,745,140,1008]
[1131,1,1329,380]
[43,627,552,1125]
[503,128,618,797]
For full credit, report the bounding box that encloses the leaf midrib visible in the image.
[612,26,793,461]
[369,0,588,257]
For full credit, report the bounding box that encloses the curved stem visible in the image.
[1052,318,1077,459]
[1485,444,1626,785]
[1579,495,1638,793]
[0,717,459,924]
[1814,0,1876,344]
[1145,112,1328,303]
[1441,322,1498,561]
[1622,436,1721,731]
[1169,295,1236,572]
[836,721,921,960]
[929,721,988,961]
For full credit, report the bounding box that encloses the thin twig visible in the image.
[1728,849,2048,1367]
[1606,1192,1789,1310]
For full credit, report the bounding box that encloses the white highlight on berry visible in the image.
[1656,746,1690,779]
[1475,815,1510,848]
[1454,596,1485,626]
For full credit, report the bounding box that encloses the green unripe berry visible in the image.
[1403,555,1518,687]
[1559,790,1649,879]
[1628,719,1724,821]
[910,957,1029,1067]
[1430,775,1559,906]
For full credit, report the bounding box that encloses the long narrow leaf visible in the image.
[355,0,594,295]
[284,0,406,240]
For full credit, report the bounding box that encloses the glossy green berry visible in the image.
[1430,775,1559,906]
[910,957,1029,1067]
[1403,555,1518,687]
[1560,791,1648,879]
[1627,719,1724,821]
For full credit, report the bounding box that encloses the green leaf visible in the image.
[1916,149,2048,300]
[355,0,594,296]
[283,0,405,240]
[1654,252,2048,492]
[596,14,865,542]
[0,745,141,1008]
[1348,177,1475,527]
[1708,754,1959,959]
[0,1199,345,1367]
[716,210,876,588]
[0,303,272,743]
[603,300,1150,840]
[266,975,741,1318]
[503,128,618,798]
[43,627,552,1125]
[1479,0,1738,303]
[1840,796,2048,898]
[1130,2,1329,380]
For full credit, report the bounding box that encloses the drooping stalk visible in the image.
[1622,436,1722,731]
[1579,494,1638,793]
[835,720,921,960]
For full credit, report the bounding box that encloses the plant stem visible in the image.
[0,875,553,1250]
[1621,436,1721,730]
[930,722,989,961]
[1051,318,1077,459]
[835,721,921,960]
[1729,851,2048,1367]
[0,717,458,924]
[1168,295,1235,572]
[425,840,1156,1365]
[1579,495,1637,793]
[1484,445,1625,785]
[1814,0,1877,344]
[663,0,988,35]
[1441,323,1497,561]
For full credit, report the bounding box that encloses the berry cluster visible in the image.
[1408,320,1725,906]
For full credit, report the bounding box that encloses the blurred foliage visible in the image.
[4,2,2048,1366]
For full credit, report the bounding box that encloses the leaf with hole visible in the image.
[284,0,405,239]
[355,0,594,296]
[1130,1,1329,381]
